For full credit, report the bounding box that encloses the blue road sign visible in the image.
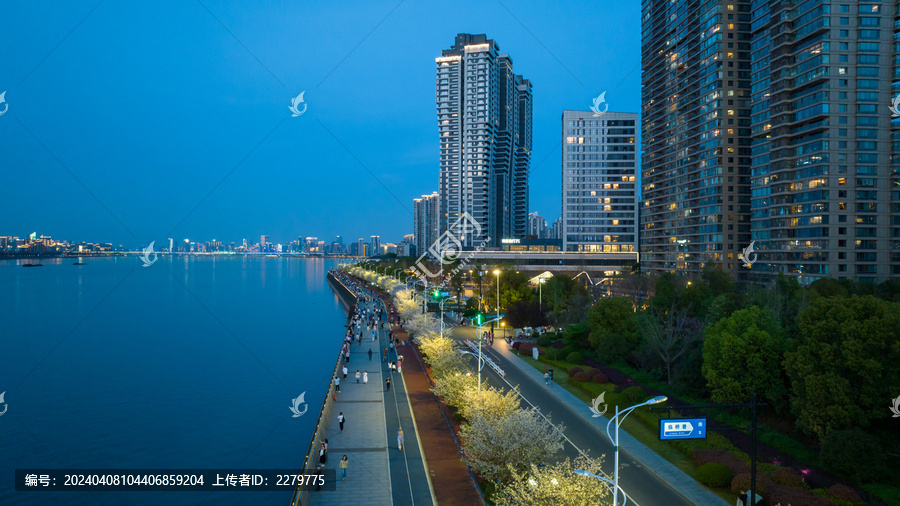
[659,418,707,440]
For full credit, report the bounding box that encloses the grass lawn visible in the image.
[514,352,737,504]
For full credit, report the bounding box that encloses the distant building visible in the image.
[371,236,381,255]
[414,192,439,257]
[260,235,269,248]
[561,110,638,253]
[527,212,548,238]
[357,238,364,257]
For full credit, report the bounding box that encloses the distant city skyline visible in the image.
[1,2,641,247]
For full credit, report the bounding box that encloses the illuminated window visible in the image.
[839,178,846,185]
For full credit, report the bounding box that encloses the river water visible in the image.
[0,256,347,505]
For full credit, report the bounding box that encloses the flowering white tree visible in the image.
[418,333,467,377]
[458,384,521,421]
[460,407,565,482]
[494,455,612,506]
[431,371,480,409]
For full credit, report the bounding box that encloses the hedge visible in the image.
[566,352,584,365]
[769,467,802,487]
[536,335,553,347]
[730,472,773,496]
[568,366,584,378]
[592,373,608,384]
[585,367,602,377]
[827,484,862,503]
[572,372,591,382]
[696,462,733,488]
[622,386,646,403]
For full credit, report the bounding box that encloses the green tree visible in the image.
[587,297,638,362]
[783,295,900,442]
[702,306,787,410]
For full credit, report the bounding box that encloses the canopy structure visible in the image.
[527,271,554,286]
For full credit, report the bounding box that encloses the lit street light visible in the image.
[577,395,668,506]
[493,269,501,323]
[539,276,546,311]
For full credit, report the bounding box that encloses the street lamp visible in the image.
[493,269,501,323]
[475,316,502,393]
[572,470,623,504]
[586,395,668,506]
[539,277,546,310]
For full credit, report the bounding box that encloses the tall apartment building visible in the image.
[436,33,532,248]
[641,0,753,274]
[414,192,440,257]
[527,212,548,237]
[562,110,639,253]
[370,236,381,256]
[749,0,899,283]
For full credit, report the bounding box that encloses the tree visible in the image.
[638,305,704,384]
[418,333,467,377]
[494,455,611,506]
[458,384,521,421]
[506,300,549,328]
[432,372,479,409]
[702,306,787,410]
[783,295,900,442]
[460,407,565,482]
[587,297,638,362]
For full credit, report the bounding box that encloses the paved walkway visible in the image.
[309,290,434,506]
[486,336,727,506]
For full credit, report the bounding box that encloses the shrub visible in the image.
[696,462,733,488]
[578,339,591,350]
[622,386,646,403]
[769,467,802,487]
[560,345,577,358]
[511,341,522,350]
[730,472,772,496]
[827,484,862,503]
[567,366,584,378]
[768,484,835,506]
[566,352,584,365]
[572,372,591,382]
[592,373,608,384]
[586,367,602,377]
[518,343,544,357]
[536,335,553,347]
[821,428,888,484]
[544,349,557,361]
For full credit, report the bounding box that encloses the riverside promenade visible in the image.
[300,273,434,506]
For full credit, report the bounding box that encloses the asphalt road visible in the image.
[449,324,694,506]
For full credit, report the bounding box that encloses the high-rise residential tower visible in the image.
[641,0,753,274]
[436,33,532,248]
[749,0,899,283]
[562,110,639,253]
[414,192,440,257]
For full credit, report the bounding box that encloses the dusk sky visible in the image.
[2,0,641,247]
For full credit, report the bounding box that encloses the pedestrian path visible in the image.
[489,339,728,506]
[310,286,434,506]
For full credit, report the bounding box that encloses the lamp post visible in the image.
[590,395,668,506]
[475,316,502,393]
[493,269,501,323]
[539,277,545,311]
[438,296,453,339]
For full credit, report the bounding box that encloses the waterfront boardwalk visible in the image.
[310,287,434,506]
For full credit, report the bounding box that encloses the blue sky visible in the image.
[1,0,641,247]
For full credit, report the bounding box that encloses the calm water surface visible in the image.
[0,256,348,505]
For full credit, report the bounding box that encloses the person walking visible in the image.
[363,371,368,384]
[334,376,340,392]
[342,365,348,380]
[385,377,391,391]
[338,412,345,432]
[314,465,323,491]
[383,348,388,361]
[355,370,361,383]
[397,428,404,451]
[368,348,373,361]
[318,442,327,464]
[339,455,348,481]
[397,356,403,374]
[544,372,550,386]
